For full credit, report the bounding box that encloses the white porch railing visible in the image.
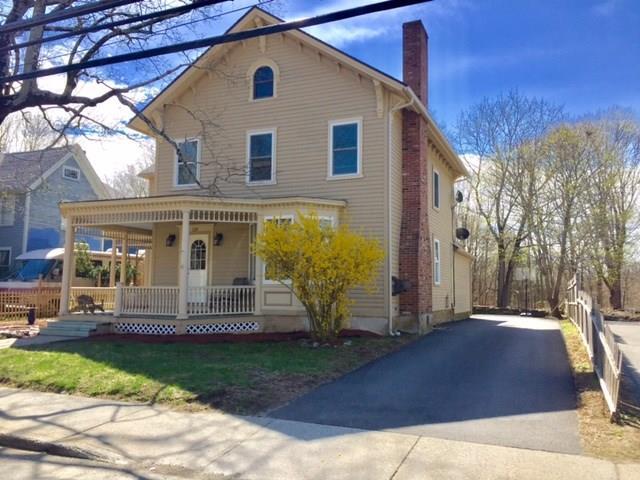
[114,285,255,317]
[188,286,256,315]
[70,287,116,312]
[120,286,179,316]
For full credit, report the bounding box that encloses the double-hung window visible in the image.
[175,139,199,187]
[433,238,441,286]
[433,169,440,209]
[247,130,276,184]
[329,118,361,178]
[263,215,293,283]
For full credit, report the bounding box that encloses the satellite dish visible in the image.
[455,190,464,203]
[456,227,470,240]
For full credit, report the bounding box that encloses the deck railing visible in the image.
[120,286,179,316]
[188,286,255,315]
[70,287,116,311]
[113,285,255,317]
[566,274,623,418]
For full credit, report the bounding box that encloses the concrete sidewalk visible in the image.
[0,387,638,480]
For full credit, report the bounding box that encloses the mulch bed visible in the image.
[88,328,381,344]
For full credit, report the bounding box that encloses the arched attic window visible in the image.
[253,66,274,99]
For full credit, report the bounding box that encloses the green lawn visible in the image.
[0,336,412,414]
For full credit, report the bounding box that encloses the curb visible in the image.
[0,433,115,463]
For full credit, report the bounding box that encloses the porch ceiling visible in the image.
[61,194,347,228]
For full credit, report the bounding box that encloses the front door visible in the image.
[188,234,208,303]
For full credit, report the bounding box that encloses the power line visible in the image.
[0,0,231,54]
[31,1,274,66]
[0,0,145,34]
[1,0,431,84]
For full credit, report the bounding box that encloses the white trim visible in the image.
[246,128,277,185]
[29,146,110,199]
[0,246,12,268]
[247,58,279,102]
[433,168,441,210]
[318,215,335,228]
[62,165,81,181]
[22,192,31,254]
[262,214,293,285]
[173,137,201,188]
[434,238,441,286]
[327,117,363,180]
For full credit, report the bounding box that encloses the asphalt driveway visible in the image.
[271,314,581,454]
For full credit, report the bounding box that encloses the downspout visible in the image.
[387,92,414,336]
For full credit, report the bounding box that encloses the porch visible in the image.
[58,195,345,329]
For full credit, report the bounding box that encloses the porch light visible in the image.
[214,233,224,246]
[165,234,176,247]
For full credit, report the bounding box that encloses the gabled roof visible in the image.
[128,6,407,134]
[0,144,110,198]
[127,6,468,178]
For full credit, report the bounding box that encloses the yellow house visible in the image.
[58,7,472,336]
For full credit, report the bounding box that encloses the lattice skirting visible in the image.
[114,322,177,335]
[186,321,260,335]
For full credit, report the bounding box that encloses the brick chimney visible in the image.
[399,20,432,326]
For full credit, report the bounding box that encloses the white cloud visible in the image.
[286,0,472,46]
[27,70,157,180]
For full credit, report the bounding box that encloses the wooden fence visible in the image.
[0,287,61,322]
[566,274,623,418]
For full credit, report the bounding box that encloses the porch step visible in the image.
[40,320,101,338]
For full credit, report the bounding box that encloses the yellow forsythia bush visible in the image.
[253,212,384,342]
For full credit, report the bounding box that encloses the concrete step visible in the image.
[40,320,100,338]
[39,329,92,338]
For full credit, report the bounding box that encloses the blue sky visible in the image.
[276,0,640,129]
[41,0,639,178]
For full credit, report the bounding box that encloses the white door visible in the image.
[188,234,208,303]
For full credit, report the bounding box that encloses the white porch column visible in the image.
[177,209,191,320]
[254,216,263,315]
[59,217,75,316]
[120,234,129,286]
[109,239,117,287]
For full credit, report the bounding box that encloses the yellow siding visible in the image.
[210,223,249,285]
[153,35,387,316]
[152,223,179,286]
[389,108,403,317]
[429,142,457,312]
[454,251,472,314]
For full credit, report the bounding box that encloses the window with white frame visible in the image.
[319,216,335,229]
[263,215,293,283]
[253,66,274,100]
[433,238,441,285]
[0,194,16,226]
[329,119,361,178]
[247,130,275,184]
[0,248,10,268]
[62,166,80,181]
[433,169,440,209]
[175,139,200,186]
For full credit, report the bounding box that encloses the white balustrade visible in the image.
[121,286,179,316]
[188,286,256,315]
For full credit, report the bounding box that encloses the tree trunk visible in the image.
[609,279,623,310]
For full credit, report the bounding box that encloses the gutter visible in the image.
[387,95,414,336]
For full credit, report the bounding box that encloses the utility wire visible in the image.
[1,0,430,83]
[0,0,231,54]
[0,0,146,34]
[31,1,273,67]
